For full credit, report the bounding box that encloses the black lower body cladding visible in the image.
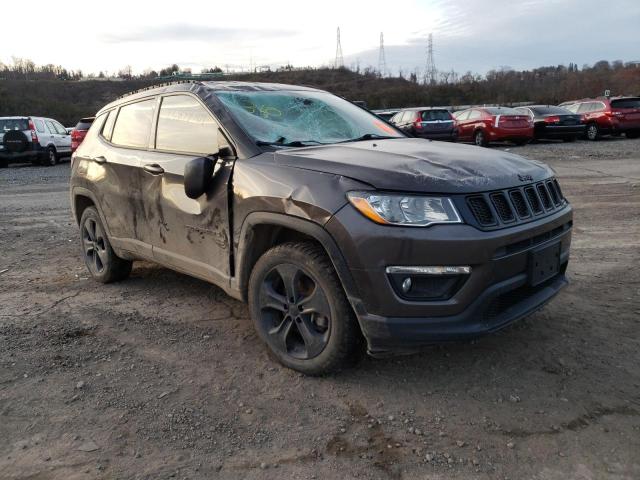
[326,202,573,355]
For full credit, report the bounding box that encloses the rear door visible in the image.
[44,120,58,148]
[51,120,71,153]
[79,98,157,257]
[138,93,235,283]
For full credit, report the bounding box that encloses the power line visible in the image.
[335,27,344,68]
[378,32,387,77]
[424,33,437,84]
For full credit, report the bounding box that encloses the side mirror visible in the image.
[184,156,216,199]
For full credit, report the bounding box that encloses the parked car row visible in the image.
[0,115,94,167]
[384,95,640,147]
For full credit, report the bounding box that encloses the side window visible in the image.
[454,110,470,121]
[45,120,57,134]
[111,99,156,148]
[594,102,606,112]
[53,121,67,135]
[565,104,579,113]
[101,110,116,141]
[577,103,591,113]
[155,95,219,155]
[401,111,413,123]
[468,110,481,120]
[390,113,400,123]
[34,119,45,133]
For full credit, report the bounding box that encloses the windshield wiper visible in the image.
[338,133,399,143]
[256,138,325,148]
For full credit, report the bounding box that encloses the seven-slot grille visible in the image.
[464,179,566,228]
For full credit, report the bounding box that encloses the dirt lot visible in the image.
[1,139,639,480]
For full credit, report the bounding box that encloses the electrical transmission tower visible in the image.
[335,27,344,68]
[423,33,437,84]
[378,32,387,77]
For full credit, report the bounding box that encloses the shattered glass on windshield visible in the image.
[215,90,401,145]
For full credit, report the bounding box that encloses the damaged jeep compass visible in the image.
[71,81,572,374]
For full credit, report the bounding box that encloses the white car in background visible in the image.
[0,116,72,167]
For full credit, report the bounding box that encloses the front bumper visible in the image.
[326,202,573,354]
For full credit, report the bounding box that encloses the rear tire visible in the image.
[626,130,640,139]
[586,123,600,141]
[248,242,362,375]
[474,130,488,147]
[43,147,57,166]
[79,207,132,283]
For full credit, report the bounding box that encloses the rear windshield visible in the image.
[531,106,572,115]
[421,110,452,121]
[0,118,29,132]
[75,117,95,130]
[484,107,521,115]
[611,98,640,109]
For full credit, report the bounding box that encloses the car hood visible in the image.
[273,138,554,193]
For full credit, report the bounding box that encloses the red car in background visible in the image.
[70,117,94,153]
[561,97,640,140]
[453,107,533,147]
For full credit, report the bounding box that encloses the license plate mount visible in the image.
[529,242,561,286]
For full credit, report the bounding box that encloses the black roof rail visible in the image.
[116,80,203,100]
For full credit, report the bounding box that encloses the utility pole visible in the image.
[335,27,344,68]
[424,33,437,84]
[378,32,387,77]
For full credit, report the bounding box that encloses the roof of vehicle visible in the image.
[399,107,451,111]
[99,80,325,115]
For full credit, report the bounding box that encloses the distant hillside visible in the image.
[1,65,638,126]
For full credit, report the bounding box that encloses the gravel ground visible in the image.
[1,139,639,480]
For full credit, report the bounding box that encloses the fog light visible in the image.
[386,266,471,301]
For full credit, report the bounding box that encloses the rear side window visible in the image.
[52,121,67,135]
[45,120,57,134]
[611,98,640,109]
[34,119,45,133]
[1,119,29,131]
[101,110,116,141]
[111,99,156,148]
[421,110,452,121]
[155,95,219,155]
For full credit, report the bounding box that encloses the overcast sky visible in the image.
[2,0,639,76]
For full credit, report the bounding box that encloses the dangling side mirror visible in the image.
[184,155,217,199]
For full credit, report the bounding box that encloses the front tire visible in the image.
[248,242,362,375]
[79,207,132,283]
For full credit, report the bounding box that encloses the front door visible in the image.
[138,94,234,285]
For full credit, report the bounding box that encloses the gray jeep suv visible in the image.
[70,81,573,374]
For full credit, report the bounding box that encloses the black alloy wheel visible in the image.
[258,264,331,360]
[248,242,361,375]
[82,216,108,276]
[79,206,132,283]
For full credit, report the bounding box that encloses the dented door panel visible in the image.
[138,150,233,282]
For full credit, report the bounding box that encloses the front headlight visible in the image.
[347,192,462,227]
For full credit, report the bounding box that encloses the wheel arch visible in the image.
[71,187,111,236]
[233,212,361,309]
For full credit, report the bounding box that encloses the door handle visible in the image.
[93,156,107,164]
[143,164,164,175]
